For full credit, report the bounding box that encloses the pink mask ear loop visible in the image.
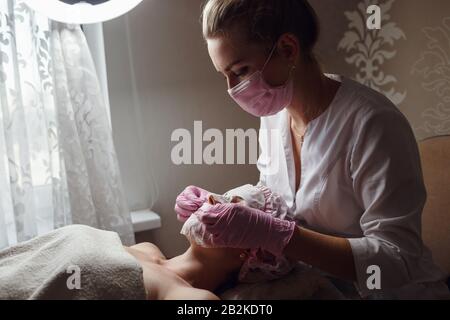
[261,43,297,85]
[261,43,279,74]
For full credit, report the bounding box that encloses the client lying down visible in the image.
[125,183,297,299]
[0,184,298,299]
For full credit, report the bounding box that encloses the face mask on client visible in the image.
[227,43,296,117]
[179,184,295,283]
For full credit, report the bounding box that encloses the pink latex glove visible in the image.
[175,185,210,222]
[196,203,297,256]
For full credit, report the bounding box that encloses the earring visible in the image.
[239,252,247,260]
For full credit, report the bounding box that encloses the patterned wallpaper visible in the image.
[310,0,450,141]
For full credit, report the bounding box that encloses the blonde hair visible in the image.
[201,0,320,61]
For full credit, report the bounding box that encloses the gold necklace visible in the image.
[289,76,333,146]
[290,117,308,146]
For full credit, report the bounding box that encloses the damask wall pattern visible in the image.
[411,17,450,139]
[338,0,406,105]
[310,0,450,141]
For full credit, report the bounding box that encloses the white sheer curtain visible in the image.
[0,0,135,249]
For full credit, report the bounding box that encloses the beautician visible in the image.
[175,0,450,299]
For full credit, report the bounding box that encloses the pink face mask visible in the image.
[227,45,295,117]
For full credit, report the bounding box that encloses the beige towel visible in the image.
[0,225,146,300]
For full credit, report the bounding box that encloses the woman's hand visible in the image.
[175,186,210,222]
[196,203,297,256]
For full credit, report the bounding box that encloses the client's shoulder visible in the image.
[126,242,166,264]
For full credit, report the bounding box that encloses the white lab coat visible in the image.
[257,74,450,299]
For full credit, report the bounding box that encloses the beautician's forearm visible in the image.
[283,226,357,282]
